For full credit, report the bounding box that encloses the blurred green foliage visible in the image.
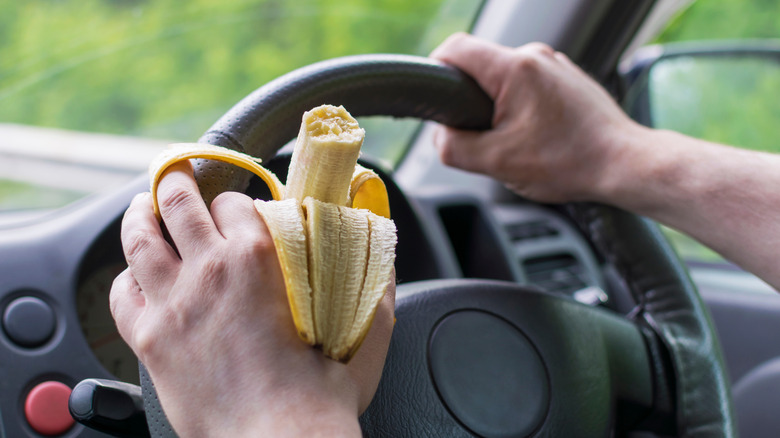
[657,0,780,42]
[651,0,780,154]
[650,56,780,153]
[651,0,780,265]
[0,0,480,143]
[0,0,482,210]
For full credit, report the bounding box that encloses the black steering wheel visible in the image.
[140,54,736,437]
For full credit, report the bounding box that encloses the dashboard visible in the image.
[11,145,774,437]
[0,151,623,436]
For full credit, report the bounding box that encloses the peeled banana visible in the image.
[148,105,396,362]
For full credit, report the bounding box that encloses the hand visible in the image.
[110,162,394,437]
[431,33,645,203]
[432,34,780,290]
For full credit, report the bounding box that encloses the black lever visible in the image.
[69,378,150,438]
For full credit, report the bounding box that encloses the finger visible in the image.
[433,125,499,176]
[210,191,267,241]
[109,269,146,346]
[518,41,557,58]
[121,192,180,292]
[430,32,513,98]
[349,274,396,413]
[156,161,218,258]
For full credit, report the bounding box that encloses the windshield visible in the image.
[0,0,483,213]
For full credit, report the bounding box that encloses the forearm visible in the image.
[598,125,780,289]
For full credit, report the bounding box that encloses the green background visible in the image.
[2,0,779,258]
[651,0,780,264]
[0,0,480,140]
[0,0,481,210]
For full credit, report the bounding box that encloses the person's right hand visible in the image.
[431,33,645,204]
[110,162,394,437]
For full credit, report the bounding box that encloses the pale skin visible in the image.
[431,32,780,290]
[111,32,780,437]
[110,161,394,437]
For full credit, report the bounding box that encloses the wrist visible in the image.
[201,391,362,438]
[247,406,361,438]
[589,124,685,213]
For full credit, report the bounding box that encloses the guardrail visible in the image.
[0,124,170,194]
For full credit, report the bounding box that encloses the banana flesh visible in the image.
[285,106,364,206]
[253,199,315,344]
[148,105,396,362]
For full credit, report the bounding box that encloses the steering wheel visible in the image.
[137,54,736,437]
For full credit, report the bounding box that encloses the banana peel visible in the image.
[148,105,396,362]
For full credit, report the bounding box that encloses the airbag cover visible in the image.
[429,310,549,437]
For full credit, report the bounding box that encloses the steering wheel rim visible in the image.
[140,54,735,437]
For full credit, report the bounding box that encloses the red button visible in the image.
[24,381,75,436]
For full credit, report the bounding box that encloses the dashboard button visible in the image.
[3,296,56,347]
[25,381,75,436]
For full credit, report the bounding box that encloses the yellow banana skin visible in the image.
[148,105,396,362]
[149,143,285,220]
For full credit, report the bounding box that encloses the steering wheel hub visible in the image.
[429,310,549,437]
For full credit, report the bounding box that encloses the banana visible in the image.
[148,105,396,362]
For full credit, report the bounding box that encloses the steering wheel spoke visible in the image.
[360,280,654,437]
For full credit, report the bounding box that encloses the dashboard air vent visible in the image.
[506,221,559,241]
[439,204,515,281]
[522,253,587,295]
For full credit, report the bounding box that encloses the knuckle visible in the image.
[132,327,158,359]
[232,236,277,271]
[239,216,278,256]
[447,31,470,45]
[158,184,198,216]
[211,191,248,212]
[435,135,461,168]
[487,144,523,181]
[438,143,457,166]
[512,53,543,76]
[249,234,277,257]
[165,295,193,326]
[197,256,229,292]
[523,42,555,56]
[161,266,218,330]
[440,31,469,50]
[123,229,156,263]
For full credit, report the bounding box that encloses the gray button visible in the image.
[3,296,56,348]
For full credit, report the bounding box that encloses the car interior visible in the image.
[2,0,779,436]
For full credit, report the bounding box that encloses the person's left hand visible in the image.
[110,161,395,437]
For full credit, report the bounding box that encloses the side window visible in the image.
[645,0,780,266]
